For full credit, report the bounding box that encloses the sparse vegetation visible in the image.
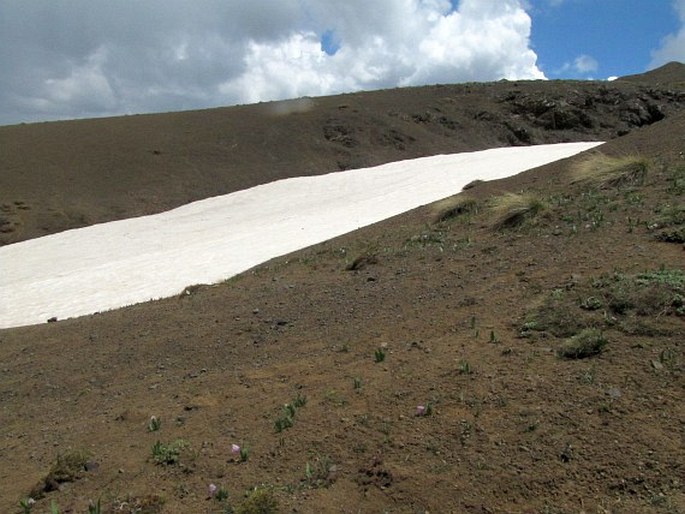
[598,268,684,316]
[571,154,650,188]
[458,360,473,375]
[303,455,336,488]
[3,71,685,514]
[374,347,386,362]
[274,393,307,432]
[236,487,279,514]
[649,203,685,243]
[151,439,188,465]
[29,449,92,499]
[112,494,165,513]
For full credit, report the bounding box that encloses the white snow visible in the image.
[0,142,602,329]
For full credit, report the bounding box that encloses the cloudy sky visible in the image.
[0,0,683,126]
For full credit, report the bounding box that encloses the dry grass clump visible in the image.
[431,195,479,223]
[491,193,545,230]
[571,153,650,188]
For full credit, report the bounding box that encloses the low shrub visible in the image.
[558,329,608,359]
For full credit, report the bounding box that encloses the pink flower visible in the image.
[208,483,217,498]
[231,444,241,455]
[416,405,426,416]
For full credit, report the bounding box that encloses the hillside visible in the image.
[1,65,684,246]
[0,65,683,513]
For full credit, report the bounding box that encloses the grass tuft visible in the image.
[571,154,650,189]
[431,195,479,223]
[491,193,545,230]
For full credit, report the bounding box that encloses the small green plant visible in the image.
[215,486,229,502]
[489,330,499,343]
[19,498,34,513]
[87,499,101,514]
[147,415,161,432]
[274,414,294,433]
[151,439,188,465]
[580,296,602,311]
[458,360,472,375]
[50,500,60,514]
[274,393,307,432]
[578,365,597,384]
[292,393,307,408]
[303,455,335,488]
[558,329,608,359]
[284,402,297,418]
[353,377,362,390]
[374,348,386,363]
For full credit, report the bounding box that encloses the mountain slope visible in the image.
[0,69,683,512]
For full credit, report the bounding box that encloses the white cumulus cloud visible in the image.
[650,0,685,67]
[0,0,545,125]
[573,54,599,74]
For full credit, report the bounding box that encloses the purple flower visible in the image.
[208,483,217,498]
[231,444,241,455]
[416,405,426,416]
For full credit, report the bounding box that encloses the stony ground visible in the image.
[0,63,683,514]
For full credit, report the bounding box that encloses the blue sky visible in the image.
[0,0,683,125]
[528,0,681,79]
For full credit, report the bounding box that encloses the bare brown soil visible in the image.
[0,63,683,514]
